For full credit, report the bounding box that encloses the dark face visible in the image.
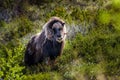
[52,22,65,43]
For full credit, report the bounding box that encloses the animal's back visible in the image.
[24,31,46,66]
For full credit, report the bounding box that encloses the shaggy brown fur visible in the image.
[24,17,66,66]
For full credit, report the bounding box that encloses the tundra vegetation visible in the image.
[0,0,120,80]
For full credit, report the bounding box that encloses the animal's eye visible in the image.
[53,28,57,33]
[53,28,56,31]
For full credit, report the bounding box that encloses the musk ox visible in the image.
[24,17,67,66]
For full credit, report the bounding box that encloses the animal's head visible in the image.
[44,17,67,43]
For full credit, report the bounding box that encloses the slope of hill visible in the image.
[0,0,120,80]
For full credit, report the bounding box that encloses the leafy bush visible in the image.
[0,0,15,9]
[0,17,33,43]
[0,21,6,27]
[17,17,33,37]
[68,30,120,75]
[0,44,25,79]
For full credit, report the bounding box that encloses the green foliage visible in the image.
[50,7,67,18]
[111,0,120,10]
[17,17,33,37]
[0,44,25,79]
[112,13,120,31]
[0,17,33,43]
[69,31,120,75]
[97,10,111,25]
[0,0,15,9]
[27,0,54,5]
[25,73,51,80]
[0,21,6,27]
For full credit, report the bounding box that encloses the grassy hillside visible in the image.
[0,0,120,80]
